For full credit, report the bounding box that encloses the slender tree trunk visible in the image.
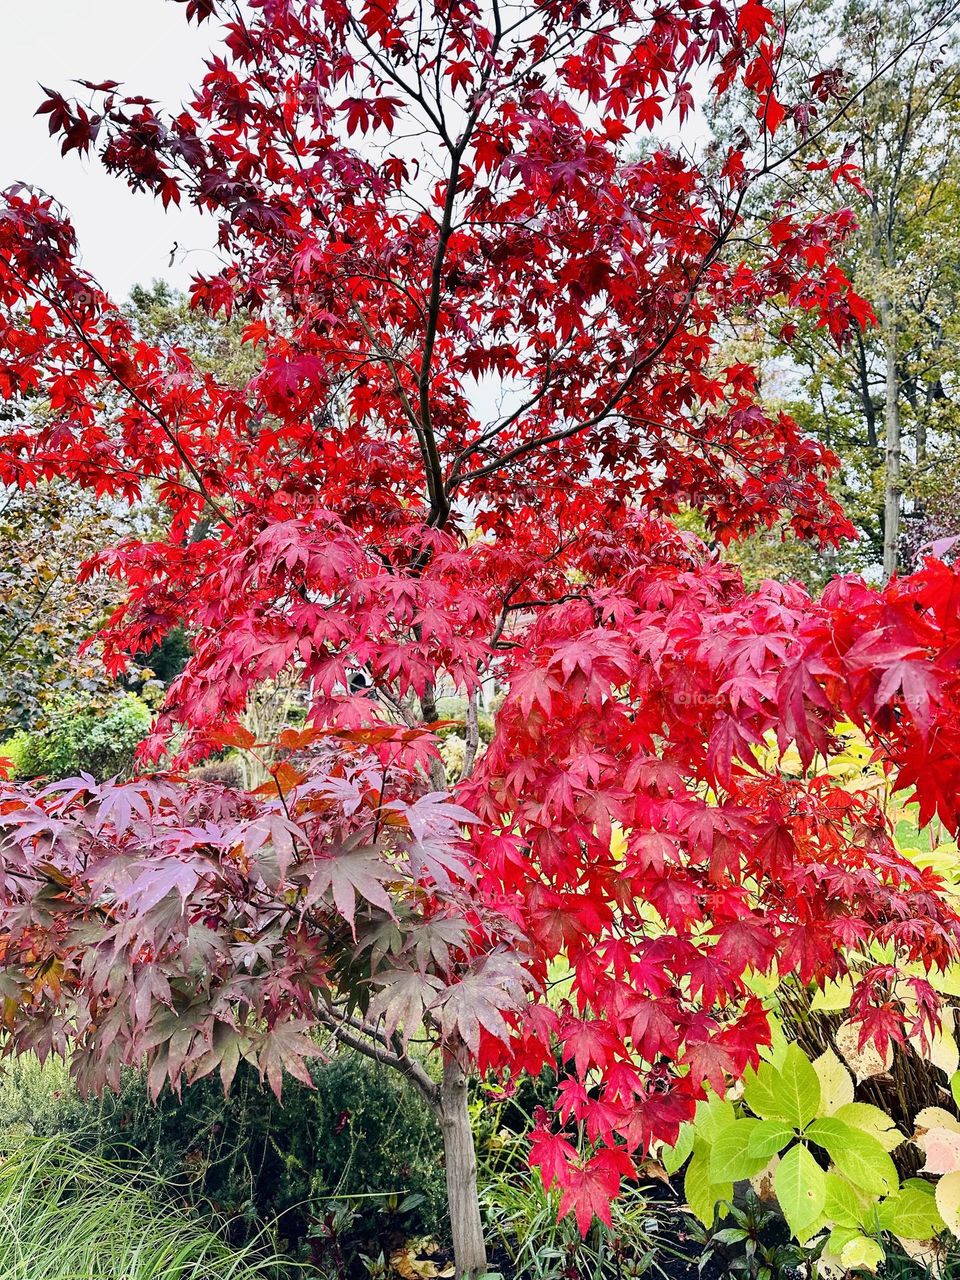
[438,1054,487,1279]
[880,292,901,582]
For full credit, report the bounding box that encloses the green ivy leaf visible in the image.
[806,1117,897,1195]
[775,1143,827,1236]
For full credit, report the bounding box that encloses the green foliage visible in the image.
[0,1053,76,1144]
[0,479,127,735]
[687,1191,811,1280]
[0,1135,288,1280]
[0,728,36,780]
[662,1039,944,1274]
[138,622,191,686]
[5,1052,446,1262]
[126,281,259,388]
[0,690,151,780]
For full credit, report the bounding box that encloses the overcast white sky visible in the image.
[1,1,712,310]
[1,0,220,298]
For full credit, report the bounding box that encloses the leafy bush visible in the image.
[0,1135,287,1280]
[686,1190,810,1280]
[0,728,34,779]
[476,1083,686,1280]
[0,690,151,780]
[660,1030,950,1276]
[0,1053,75,1141]
[4,1051,446,1262]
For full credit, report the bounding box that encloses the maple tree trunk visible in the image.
[438,1055,487,1279]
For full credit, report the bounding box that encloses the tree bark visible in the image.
[880,292,901,582]
[439,1054,487,1279]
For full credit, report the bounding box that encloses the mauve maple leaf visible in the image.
[366,968,446,1046]
[306,841,396,930]
[257,1021,324,1098]
[112,856,201,914]
[435,953,531,1055]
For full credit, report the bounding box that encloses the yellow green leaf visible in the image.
[684,1151,730,1227]
[806,1118,897,1195]
[822,1171,865,1229]
[775,1143,827,1236]
[877,1182,945,1240]
[833,1101,904,1152]
[710,1120,769,1182]
[747,1118,795,1160]
[839,1234,883,1272]
[777,1043,821,1129]
[661,1121,694,1175]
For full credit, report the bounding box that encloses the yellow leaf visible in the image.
[813,1048,854,1115]
[909,1009,959,1078]
[914,1106,960,1137]
[929,965,960,998]
[390,1245,453,1279]
[839,1235,884,1272]
[610,824,627,859]
[833,1102,904,1152]
[936,1170,960,1236]
[811,977,853,1013]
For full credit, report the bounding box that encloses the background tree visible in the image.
[718,0,960,581]
[0,461,134,738]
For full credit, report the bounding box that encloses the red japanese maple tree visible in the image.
[2,0,960,1272]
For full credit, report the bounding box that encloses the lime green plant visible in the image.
[662,1036,945,1276]
[752,723,960,1144]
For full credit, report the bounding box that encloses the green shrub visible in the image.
[190,754,244,787]
[0,691,152,780]
[0,728,37,779]
[0,1053,75,1141]
[6,1052,446,1262]
[0,1135,288,1280]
